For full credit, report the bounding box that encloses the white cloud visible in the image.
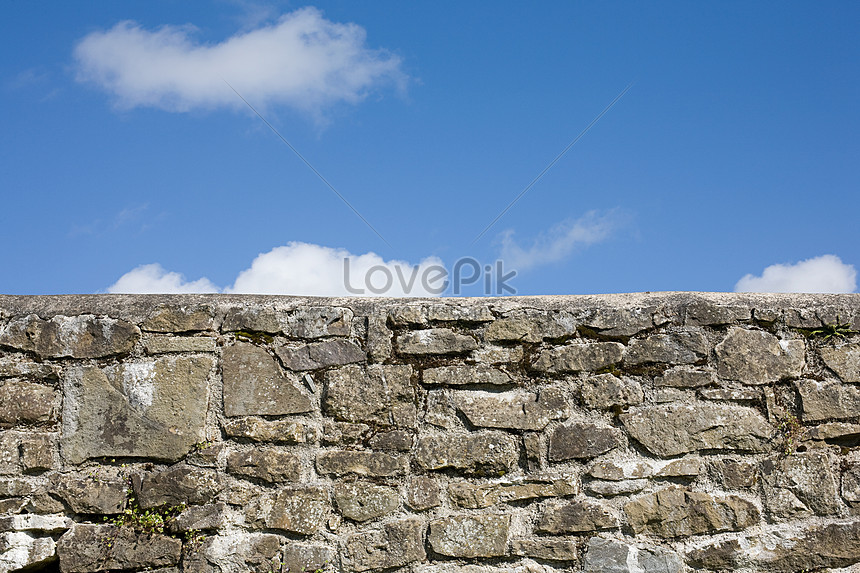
[499,210,619,271]
[73,7,405,114]
[107,263,219,294]
[107,243,446,297]
[734,254,857,294]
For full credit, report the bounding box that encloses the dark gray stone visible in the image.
[549,423,623,461]
[324,364,415,427]
[0,314,139,359]
[222,342,312,417]
[226,447,302,483]
[136,464,222,508]
[760,450,840,519]
[624,487,760,537]
[57,524,181,572]
[532,342,625,373]
[485,311,576,343]
[536,499,619,533]
[415,432,519,475]
[276,339,366,371]
[52,472,128,514]
[287,306,353,338]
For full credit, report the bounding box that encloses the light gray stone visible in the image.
[249,486,329,535]
[222,343,312,417]
[282,543,334,573]
[449,477,578,508]
[396,328,477,355]
[423,365,514,386]
[0,532,57,573]
[684,300,750,326]
[324,364,415,427]
[583,537,683,573]
[820,342,860,383]
[586,479,648,497]
[797,378,860,421]
[456,387,568,430]
[624,331,709,365]
[580,374,643,409]
[428,514,510,558]
[366,315,392,363]
[333,481,399,521]
[407,476,441,511]
[61,356,212,463]
[655,366,715,388]
[143,336,216,354]
[715,328,805,384]
[843,462,860,502]
[699,386,761,401]
[286,306,353,338]
[276,339,366,371]
[620,402,773,457]
[169,503,226,532]
[415,432,519,475]
[584,307,656,337]
[760,450,841,519]
[316,451,407,477]
[532,342,624,373]
[485,311,577,343]
[549,423,624,461]
[0,314,139,359]
[136,464,222,508]
[0,380,57,424]
[624,487,759,537]
[536,499,619,533]
[344,518,425,571]
[141,305,214,332]
[226,447,301,483]
[182,532,282,573]
[0,358,60,380]
[223,417,317,444]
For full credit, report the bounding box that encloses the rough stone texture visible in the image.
[286,306,353,338]
[428,514,510,558]
[456,387,568,430]
[583,537,683,573]
[449,477,578,508]
[282,542,334,573]
[549,422,623,461]
[247,486,329,535]
[0,380,56,425]
[276,339,366,371]
[142,305,214,332]
[796,378,860,421]
[333,481,399,521]
[61,355,212,463]
[510,538,578,562]
[532,342,625,373]
[222,343,312,417]
[0,314,139,358]
[714,327,805,384]
[843,462,860,502]
[620,402,773,457]
[760,450,841,519]
[143,335,216,354]
[222,417,316,444]
[624,487,760,536]
[536,499,619,533]
[324,364,415,427]
[655,367,715,388]
[52,472,128,514]
[182,532,282,573]
[57,524,181,572]
[407,476,441,510]
[580,374,643,409]
[584,307,656,337]
[821,342,860,382]
[484,311,576,343]
[136,464,222,508]
[397,328,478,355]
[624,331,709,365]
[316,451,407,477]
[226,447,301,483]
[344,518,425,571]
[711,458,758,489]
[19,432,55,472]
[415,432,519,475]
[423,365,514,386]
[169,502,226,532]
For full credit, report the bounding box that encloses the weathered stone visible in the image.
[344,518,426,571]
[536,499,619,533]
[549,423,623,461]
[450,477,578,508]
[143,336,216,354]
[136,465,222,508]
[226,447,301,483]
[276,339,366,371]
[429,304,495,323]
[286,306,353,338]
[388,305,428,327]
[685,300,750,326]
[169,503,226,532]
[820,342,860,382]
[655,457,702,477]
[0,357,60,380]
[333,481,399,521]
[366,314,392,363]
[472,345,524,365]
[511,538,578,562]
[282,543,334,573]
[0,380,56,425]
[185,441,226,469]
[368,429,413,451]
[797,378,860,421]
[221,306,280,333]
[624,487,759,536]
[0,532,57,573]
[580,374,643,409]
[0,314,139,359]
[532,342,625,373]
[397,328,477,355]
[52,472,127,514]
[428,514,510,558]
[0,514,70,533]
[760,450,840,519]
[485,311,576,343]
[407,476,441,510]
[624,331,709,365]
[423,365,514,386]
[222,343,312,417]
[324,364,415,426]
[415,562,556,573]
[588,460,653,481]
[585,307,656,337]
[415,432,519,475]
[843,462,860,502]
[620,402,772,457]
[249,486,328,535]
[322,420,369,445]
[586,479,647,497]
[424,389,460,429]
[698,386,761,401]
[0,477,37,497]
[686,519,860,571]
[806,422,860,441]
[141,305,214,332]
[583,537,683,573]
[655,367,715,388]
[456,387,568,430]
[714,328,805,384]
[0,432,19,475]
[61,356,212,463]
[316,451,407,477]
[183,532,282,573]
[223,417,316,444]
[19,433,55,472]
[57,524,181,572]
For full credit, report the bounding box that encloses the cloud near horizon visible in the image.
[74,7,406,114]
[106,242,445,296]
[499,210,620,271]
[734,254,857,293]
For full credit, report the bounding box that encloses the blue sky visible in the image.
[2,1,858,296]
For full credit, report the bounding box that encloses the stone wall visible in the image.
[0,293,858,573]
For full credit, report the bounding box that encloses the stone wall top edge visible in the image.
[0,291,858,320]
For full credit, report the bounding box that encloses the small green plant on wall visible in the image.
[775,412,806,456]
